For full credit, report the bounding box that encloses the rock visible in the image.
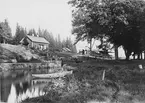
[1,44,40,62]
[2,71,12,78]
[139,64,143,69]
[11,59,17,63]
[0,59,11,63]
[0,63,12,71]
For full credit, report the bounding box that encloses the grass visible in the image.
[22,59,145,103]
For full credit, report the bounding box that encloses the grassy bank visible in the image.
[22,59,145,103]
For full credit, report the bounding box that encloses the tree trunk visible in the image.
[126,52,130,60]
[137,53,140,60]
[0,75,1,101]
[3,39,5,44]
[140,52,143,60]
[89,38,92,52]
[114,45,118,60]
[144,51,145,60]
[124,48,131,60]
[133,53,135,60]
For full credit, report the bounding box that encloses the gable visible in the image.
[26,35,49,44]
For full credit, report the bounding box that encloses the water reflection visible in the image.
[7,84,17,103]
[0,74,48,103]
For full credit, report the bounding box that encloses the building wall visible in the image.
[33,42,49,50]
[25,37,49,50]
[26,38,32,48]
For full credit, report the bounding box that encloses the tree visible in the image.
[37,29,56,51]
[98,35,112,55]
[37,27,43,37]
[13,24,27,45]
[28,28,37,36]
[69,0,145,60]
[0,19,12,43]
[62,37,77,53]
[55,34,63,51]
[70,0,107,51]
[105,0,145,60]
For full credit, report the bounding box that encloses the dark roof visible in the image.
[27,35,49,44]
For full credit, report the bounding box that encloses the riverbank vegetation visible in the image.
[22,59,145,103]
[69,0,145,60]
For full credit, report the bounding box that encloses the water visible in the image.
[0,73,48,103]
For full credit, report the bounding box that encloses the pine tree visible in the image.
[13,24,27,45]
[0,19,12,43]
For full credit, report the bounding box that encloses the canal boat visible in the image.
[32,70,72,78]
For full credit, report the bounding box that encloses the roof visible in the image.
[62,47,71,52]
[27,35,49,44]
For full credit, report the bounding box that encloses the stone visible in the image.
[139,64,143,69]
[11,59,17,63]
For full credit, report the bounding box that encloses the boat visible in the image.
[32,70,73,78]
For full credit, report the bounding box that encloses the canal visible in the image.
[0,61,64,103]
[0,73,49,103]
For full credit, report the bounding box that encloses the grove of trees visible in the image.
[0,19,12,43]
[12,24,77,53]
[0,19,77,53]
[68,0,145,60]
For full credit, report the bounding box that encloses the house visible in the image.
[20,35,49,50]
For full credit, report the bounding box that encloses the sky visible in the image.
[0,0,72,36]
[0,0,89,51]
[0,0,125,57]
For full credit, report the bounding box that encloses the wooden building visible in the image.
[20,35,49,50]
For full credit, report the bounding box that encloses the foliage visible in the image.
[69,0,145,60]
[105,0,145,59]
[31,28,77,53]
[28,28,37,36]
[0,19,12,43]
[12,25,77,53]
[13,24,27,45]
[98,35,112,55]
[62,37,77,53]
[22,60,145,103]
[69,0,106,44]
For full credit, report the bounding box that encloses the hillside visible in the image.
[0,44,40,62]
